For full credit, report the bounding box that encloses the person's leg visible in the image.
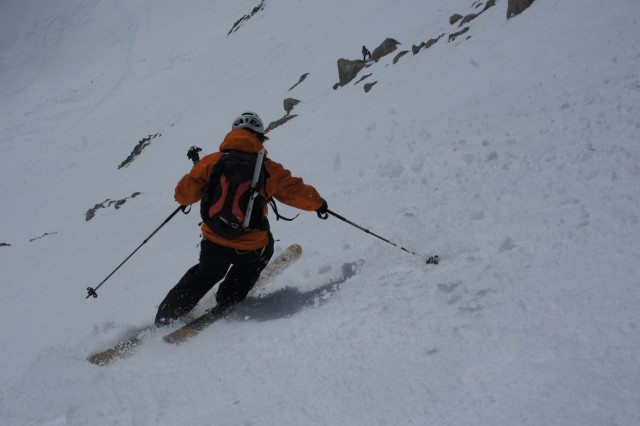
[155,240,230,326]
[215,236,274,308]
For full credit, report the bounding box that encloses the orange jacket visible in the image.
[175,128,324,250]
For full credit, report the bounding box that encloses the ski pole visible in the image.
[326,209,439,264]
[86,205,189,299]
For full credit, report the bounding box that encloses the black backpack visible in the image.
[200,150,268,238]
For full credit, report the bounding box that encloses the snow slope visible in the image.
[1,0,639,424]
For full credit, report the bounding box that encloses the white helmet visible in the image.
[232,111,265,134]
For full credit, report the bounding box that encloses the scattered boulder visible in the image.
[448,0,497,40]
[0,242,10,247]
[265,114,297,133]
[507,0,534,19]
[412,34,445,54]
[371,38,400,62]
[450,14,463,25]
[460,13,478,26]
[283,98,301,115]
[288,73,309,91]
[448,27,470,42]
[334,38,401,88]
[452,0,496,28]
[354,73,373,85]
[393,51,410,64]
[335,58,367,87]
[265,98,301,133]
[364,82,377,93]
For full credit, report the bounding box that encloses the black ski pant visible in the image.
[155,235,274,326]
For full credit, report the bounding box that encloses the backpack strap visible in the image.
[242,148,266,228]
[267,197,299,222]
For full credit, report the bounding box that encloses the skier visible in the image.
[155,112,328,326]
[362,45,371,61]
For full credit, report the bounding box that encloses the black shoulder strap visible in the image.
[268,197,299,222]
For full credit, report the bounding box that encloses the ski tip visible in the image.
[87,352,115,367]
[163,329,184,344]
[163,334,182,344]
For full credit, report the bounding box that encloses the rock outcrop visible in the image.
[85,192,141,221]
[449,27,470,42]
[29,232,57,242]
[335,58,368,88]
[265,115,297,134]
[265,98,301,133]
[118,133,161,169]
[413,34,445,54]
[288,73,309,91]
[371,38,400,62]
[228,0,266,36]
[450,14,464,25]
[363,82,377,93]
[283,98,301,115]
[334,38,401,88]
[507,0,535,19]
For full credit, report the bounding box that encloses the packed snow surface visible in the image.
[1,0,639,425]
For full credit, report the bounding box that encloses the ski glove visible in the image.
[187,146,202,164]
[316,200,329,220]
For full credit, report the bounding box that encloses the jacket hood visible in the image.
[219,128,267,155]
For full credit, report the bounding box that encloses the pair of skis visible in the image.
[87,244,303,366]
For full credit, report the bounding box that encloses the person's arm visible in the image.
[264,159,324,211]
[174,152,222,205]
